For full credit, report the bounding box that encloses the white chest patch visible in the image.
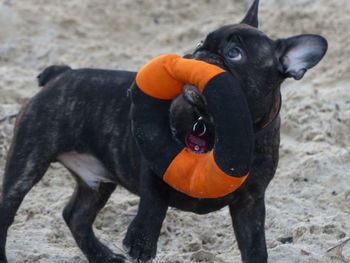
[57,151,115,188]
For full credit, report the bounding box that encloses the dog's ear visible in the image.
[240,0,259,28]
[276,34,328,80]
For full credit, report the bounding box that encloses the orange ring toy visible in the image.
[131,54,254,198]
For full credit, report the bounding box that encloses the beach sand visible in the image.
[0,0,349,262]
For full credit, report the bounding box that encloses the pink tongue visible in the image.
[185,131,208,154]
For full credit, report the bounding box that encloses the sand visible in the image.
[0,0,349,262]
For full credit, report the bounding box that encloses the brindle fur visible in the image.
[0,1,327,262]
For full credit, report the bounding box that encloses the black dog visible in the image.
[0,0,327,262]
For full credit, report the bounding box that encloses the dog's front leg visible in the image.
[230,119,280,263]
[229,195,267,263]
[123,160,169,262]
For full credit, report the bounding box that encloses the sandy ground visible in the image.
[0,0,350,262]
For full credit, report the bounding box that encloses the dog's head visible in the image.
[170,0,327,147]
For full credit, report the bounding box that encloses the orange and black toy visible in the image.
[131,54,254,199]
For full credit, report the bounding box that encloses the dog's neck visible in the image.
[253,92,281,137]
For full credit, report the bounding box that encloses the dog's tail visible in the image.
[37,65,71,87]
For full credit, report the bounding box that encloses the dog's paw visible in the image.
[104,253,126,263]
[122,226,157,263]
[87,246,126,263]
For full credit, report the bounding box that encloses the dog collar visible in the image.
[254,94,282,138]
[131,54,254,198]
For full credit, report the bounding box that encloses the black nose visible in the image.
[183,53,194,59]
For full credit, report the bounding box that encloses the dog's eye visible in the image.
[227,48,242,61]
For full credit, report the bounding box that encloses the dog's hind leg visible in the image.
[0,142,51,263]
[62,178,125,263]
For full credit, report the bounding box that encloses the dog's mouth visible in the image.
[199,56,225,69]
[191,51,227,70]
